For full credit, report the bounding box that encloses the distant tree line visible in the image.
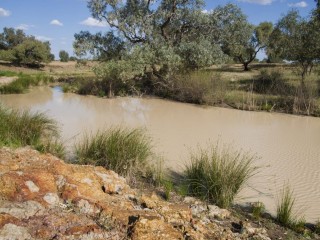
[0,28,53,67]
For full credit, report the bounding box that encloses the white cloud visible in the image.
[237,0,274,5]
[80,17,108,27]
[35,35,52,41]
[0,7,11,17]
[50,19,63,26]
[202,9,213,14]
[15,24,32,31]
[288,1,307,7]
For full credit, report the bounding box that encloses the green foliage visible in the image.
[0,70,18,77]
[183,143,257,208]
[0,105,58,147]
[253,70,294,96]
[162,179,174,201]
[0,27,26,50]
[78,0,228,80]
[252,201,265,220]
[74,31,124,61]
[12,39,52,67]
[222,16,273,71]
[0,27,52,67]
[0,73,53,94]
[269,10,320,79]
[74,127,153,177]
[315,220,320,234]
[59,50,69,62]
[276,184,299,228]
[36,138,65,159]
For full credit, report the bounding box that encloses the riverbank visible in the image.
[1,61,320,117]
[0,147,317,239]
[1,86,320,223]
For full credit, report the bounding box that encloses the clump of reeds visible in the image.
[74,127,153,177]
[0,105,64,157]
[276,184,302,228]
[183,143,257,208]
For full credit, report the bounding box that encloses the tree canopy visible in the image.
[59,50,69,62]
[269,10,320,80]
[0,27,52,67]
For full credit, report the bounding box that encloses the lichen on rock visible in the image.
[0,147,277,239]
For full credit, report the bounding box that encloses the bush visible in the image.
[74,127,153,177]
[252,70,294,96]
[169,71,227,105]
[183,143,257,208]
[12,39,51,67]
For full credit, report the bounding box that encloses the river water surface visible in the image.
[1,86,319,222]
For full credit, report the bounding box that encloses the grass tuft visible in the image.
[74,127,153,177]
[0,105,64,157]
[0,105,58,146]
[276,185,298,228]
[183,143,257,208]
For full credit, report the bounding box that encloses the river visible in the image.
[1,86,319,222]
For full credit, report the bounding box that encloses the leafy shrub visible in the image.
[183,143,257,208]
[171,71,227,105]
[74,127,153,177]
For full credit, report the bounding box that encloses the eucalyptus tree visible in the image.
[78,0,229,96]
[59,50,69,62]
[81,0,226,70]
[215,5,272,71]
[269,10,320,81]
[74,31,125,61]
[0,27,52,67]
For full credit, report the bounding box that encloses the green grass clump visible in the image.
[252,201,265,220]
[0,105,64,157]
[0,105,58,146]
[74,127,153,176]
[183,143,257,208]
[276,185,300,228]
[0,73,53,94]
[0,70,19,77]
[315,220,320,234]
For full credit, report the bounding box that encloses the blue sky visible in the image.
[0,0,315,60]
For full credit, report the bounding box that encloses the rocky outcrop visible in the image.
[0,147,274,239]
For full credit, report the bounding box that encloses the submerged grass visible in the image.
[0,105,65,157]
[74,127,153,177]
[183,143,258,208]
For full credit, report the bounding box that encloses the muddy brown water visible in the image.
[1,86,319,222]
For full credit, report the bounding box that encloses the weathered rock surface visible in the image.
[0,147,276,239]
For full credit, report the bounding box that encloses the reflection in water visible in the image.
[1,86,320,222]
